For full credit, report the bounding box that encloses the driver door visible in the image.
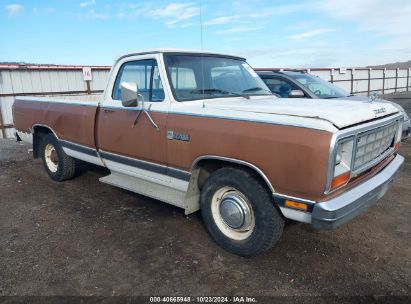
[97,56,170,183]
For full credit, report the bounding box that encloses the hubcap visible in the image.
[219,194,249,229]
[211,187,255,241]
[44,144,58,173]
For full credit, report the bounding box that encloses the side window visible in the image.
[263,77,298,98]
[112,59,164,102]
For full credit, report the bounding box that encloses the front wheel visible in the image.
[200,167,284,256]
[41,133,77,182]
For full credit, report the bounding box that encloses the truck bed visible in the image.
[13,96,99,148]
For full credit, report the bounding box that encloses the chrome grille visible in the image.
[354,122,397,171]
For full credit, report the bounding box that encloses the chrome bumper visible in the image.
[312,154,404,229]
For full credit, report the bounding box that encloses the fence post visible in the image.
[368,68,371,95]
[350,68,355,94]
[0,103,6,138]
[382,68,386,95]
[330,69,334,84]
[86,80,91,95]
[82,67,92,95]
[395,68,398,93]
[407,68,410,92]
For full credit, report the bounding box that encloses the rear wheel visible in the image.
[41,133,77,181]
[200,167,284,256]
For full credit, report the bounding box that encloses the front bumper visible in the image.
[275,154,404,229]
[312,154,404,229]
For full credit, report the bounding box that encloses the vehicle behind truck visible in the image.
[256,69,411,140]
[13,49,405,256]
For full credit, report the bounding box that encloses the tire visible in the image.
[200,167,284,256]
[40,133,77,182]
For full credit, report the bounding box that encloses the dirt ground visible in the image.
[0,94,410,298]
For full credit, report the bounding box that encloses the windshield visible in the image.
[290,73,349,98]
[165,54,272,101]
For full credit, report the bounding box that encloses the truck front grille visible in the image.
[354,122,397,171]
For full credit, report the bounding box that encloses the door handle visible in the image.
[103,108,115,113]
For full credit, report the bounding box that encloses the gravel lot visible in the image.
[0,93,410,298]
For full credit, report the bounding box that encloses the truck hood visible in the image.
[341,96,409,121]
[204,97,400,129]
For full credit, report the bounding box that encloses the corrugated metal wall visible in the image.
[0,66,110,138]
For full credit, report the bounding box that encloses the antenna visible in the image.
[200,0,205,108]
[200,0,203,48]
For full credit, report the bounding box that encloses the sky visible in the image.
[1,0,410,68]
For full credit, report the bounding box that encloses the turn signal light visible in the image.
[284,200,308,211]
[331,171,351,190]
[394,142,401,151]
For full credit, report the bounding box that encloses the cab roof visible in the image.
[116,49,246,63]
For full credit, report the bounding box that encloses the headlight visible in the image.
[397,121,403,140]
[335,151,342,165]
[395,121,403,149]
[331,138,354,190]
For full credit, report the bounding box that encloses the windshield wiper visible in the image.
[190,88,250,99]
[242,87,272,94]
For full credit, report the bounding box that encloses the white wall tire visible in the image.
[210,186,255,241]
[41,134,77,182]
[201,167,284,256]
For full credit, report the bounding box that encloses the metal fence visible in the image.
[0,64,110,138]
[1,64,410,139]
[311,68,411,95]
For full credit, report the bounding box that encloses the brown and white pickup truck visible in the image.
[13,49,405,256]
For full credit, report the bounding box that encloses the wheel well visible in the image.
[32,126,54,158]
[193,158,273,194]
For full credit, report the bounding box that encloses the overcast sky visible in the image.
[1,0,410,68]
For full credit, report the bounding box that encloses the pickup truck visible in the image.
[13,49,405,256]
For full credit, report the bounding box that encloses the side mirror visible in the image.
[288,90,305,98]
[120,82,138,107]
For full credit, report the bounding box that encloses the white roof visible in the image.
[116,48,245,62]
